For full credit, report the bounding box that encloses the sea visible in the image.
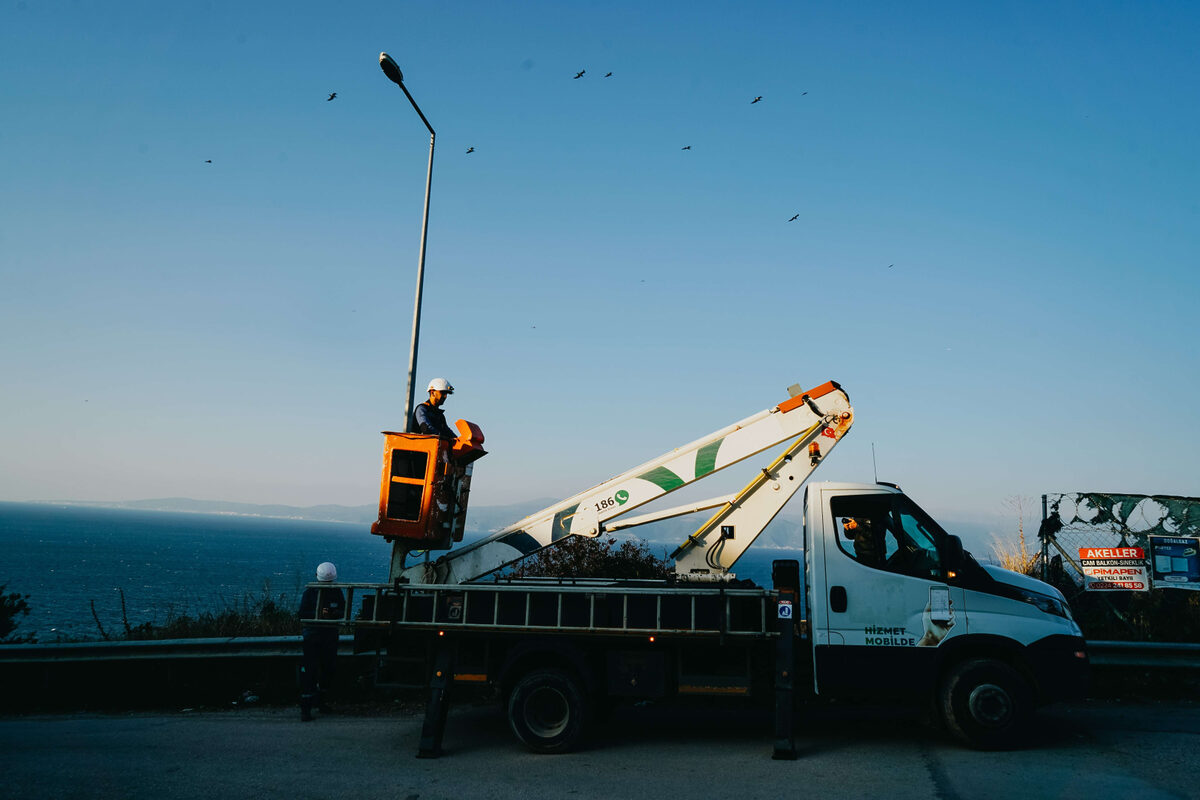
[0,502,799,642]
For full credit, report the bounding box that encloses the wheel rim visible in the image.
[967,682,1014,728]
[523,686,570,739]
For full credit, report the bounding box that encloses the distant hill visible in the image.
[47,496,563,534]
[44,498,1000,556]
[454,498,562,534]
[54,497,381,525]
[45,496,796,545]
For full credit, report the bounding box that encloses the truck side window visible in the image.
[830,495,899,571]
[830,494,944,580]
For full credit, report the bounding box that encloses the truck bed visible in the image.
[311,579,784,639]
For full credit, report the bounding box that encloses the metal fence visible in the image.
[1038,492,1200,585]
[1037,492,1200,639]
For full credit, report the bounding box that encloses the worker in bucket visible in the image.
[299,561,345,721]
[411,377,457,438]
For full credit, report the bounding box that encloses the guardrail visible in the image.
[0,636,357,663]
[2,637,1197,667]
[1086,640,1200,669]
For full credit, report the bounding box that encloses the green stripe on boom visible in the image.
[499,530,541,554]
[695,438,724,478]
[637,466,685,492]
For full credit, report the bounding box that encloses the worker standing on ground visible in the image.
[411,377,457,438]
[299,562,345,721]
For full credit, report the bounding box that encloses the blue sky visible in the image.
[2,1,1198,531]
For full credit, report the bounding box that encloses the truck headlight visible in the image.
[1014,588,1071,619]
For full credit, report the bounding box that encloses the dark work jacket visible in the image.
[412,401,455,438]
[299,586,345,642]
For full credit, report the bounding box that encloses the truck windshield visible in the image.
[893,496,946,580]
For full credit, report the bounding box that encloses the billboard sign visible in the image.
[1078,547,1149,591]
[1148,536,1200,591]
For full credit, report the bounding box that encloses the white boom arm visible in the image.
[402,381,853,584]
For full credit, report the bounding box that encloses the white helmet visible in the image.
[427,377,454,394]
[316,562,337,582]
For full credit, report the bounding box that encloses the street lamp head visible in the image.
[379,52,404,86]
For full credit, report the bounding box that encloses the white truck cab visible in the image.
[806,481,1088,746]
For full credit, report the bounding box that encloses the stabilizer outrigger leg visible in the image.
[416,640,454,758]
[772,559,800,760]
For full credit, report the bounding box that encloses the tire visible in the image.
[940,658,1032,750]
[507,668,590,754]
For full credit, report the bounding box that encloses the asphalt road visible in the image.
[2,700,1197,800]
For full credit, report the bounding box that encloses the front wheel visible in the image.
[940,658,1032,750]
[507,669,590,754]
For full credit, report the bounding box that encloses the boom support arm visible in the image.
[402,381,853,585]
[669,408,851,578]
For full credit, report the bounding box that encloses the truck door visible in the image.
[811,488,966,698]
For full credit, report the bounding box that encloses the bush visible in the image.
[1041,566,1200,642]
[0,583,34,644]
[125,591,301,640]
[990,538,1200,643]
[510,536,671,580]
[90,586,302,641]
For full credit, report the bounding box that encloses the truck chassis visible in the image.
[330,569,804,757]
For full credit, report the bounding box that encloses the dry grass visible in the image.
[990,534,1039,576]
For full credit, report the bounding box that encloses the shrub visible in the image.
[1042,565,1200,643]
[988,535,1200,643]
[510,536,671,580]
[0,583,34,644]
[91,585,302,641]
[126,591,301,640]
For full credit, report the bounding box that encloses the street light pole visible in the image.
[379,52,435,434]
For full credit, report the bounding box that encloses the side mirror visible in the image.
[944,534,965,575]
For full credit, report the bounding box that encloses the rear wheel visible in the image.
[507,668,590,754]
[940,658,1032,750]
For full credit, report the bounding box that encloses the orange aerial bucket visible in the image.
[370,420,486,549]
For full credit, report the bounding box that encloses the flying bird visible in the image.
[801,91,808,96]
[574,70,585,79]
[466,147,475,154]
[604,72,612,77]
[681,145,691,150]
[327,92,337,101]
[888,264,894,268]
[751,96,763,104]
[788,214,799,222]
[205,159,212,163]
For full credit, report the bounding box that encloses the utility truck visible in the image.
[309,380,1087,757]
